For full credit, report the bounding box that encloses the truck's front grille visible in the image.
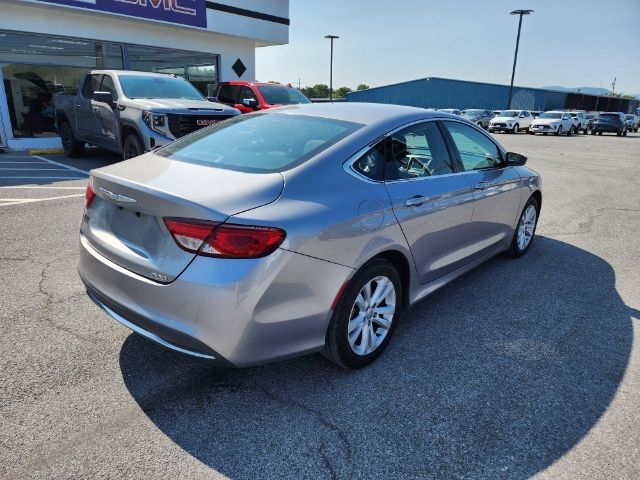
[167,114,235,138]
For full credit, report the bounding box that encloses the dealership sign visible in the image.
[33,0,207,28]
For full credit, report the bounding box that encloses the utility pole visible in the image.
[611,77,616,94]
[506,9,533,109]
[324,35,339,102]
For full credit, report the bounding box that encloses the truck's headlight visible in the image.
[142,111,167,130]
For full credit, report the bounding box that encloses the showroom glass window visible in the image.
[0,30,123,138]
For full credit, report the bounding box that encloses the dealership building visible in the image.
[0,0,289,150]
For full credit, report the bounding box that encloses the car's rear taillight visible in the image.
[163,218,285,258]
[85,184,96,209]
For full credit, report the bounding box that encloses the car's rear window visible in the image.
[157,113,362,173]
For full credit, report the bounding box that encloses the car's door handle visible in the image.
[405,195,426,207]
[474,182,488,190]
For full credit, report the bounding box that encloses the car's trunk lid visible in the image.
[83,152,284,282]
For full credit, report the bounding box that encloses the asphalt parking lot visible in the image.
[1,131,639,479]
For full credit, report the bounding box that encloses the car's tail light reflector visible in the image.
[164,219,218,253]
[85,184,96,209]
[164,219,285,258]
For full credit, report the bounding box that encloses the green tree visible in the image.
[301,86,316,98]
[356,84,370,91]
[311,84,330,98]
[333,86,353,98]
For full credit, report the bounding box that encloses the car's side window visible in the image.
[99,75,118,100]
[240,86,258,103]
[81,74,101,99]
[386,121,454,180]
[217,84,237,104]
[443,121,502,171]
[352,141,385,181]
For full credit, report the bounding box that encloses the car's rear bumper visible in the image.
[78,233,353,367]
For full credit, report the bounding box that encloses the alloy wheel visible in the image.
[347,276,396,356]
[517,205,537,251]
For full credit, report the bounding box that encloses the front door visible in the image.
[383,120,476,284]
[441,120,523,261]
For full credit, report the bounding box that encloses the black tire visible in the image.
[508,196,540,258]
[324,258,402,369]
[567,125,573,136]
[512,123,519,134]
[59,121,85,158]
[598,131,603,135]
[590,129,596,135]
[617,130,622,137]
[554,126,562,136]
[543,132,548,136]
[623,130,627,136]
[123,133,144,160]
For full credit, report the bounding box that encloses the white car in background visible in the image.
[529,111,575,136]
[488,110,534,133]
[568,111,589,134]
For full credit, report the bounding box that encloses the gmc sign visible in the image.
[34,0,207,28]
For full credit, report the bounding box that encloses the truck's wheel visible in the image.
[123,133,144,160]
[59,122,85,158]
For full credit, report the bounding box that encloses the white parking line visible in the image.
[31,155,90,175]
[0,194,84,207]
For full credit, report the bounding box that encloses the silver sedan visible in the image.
[78,103,542,368]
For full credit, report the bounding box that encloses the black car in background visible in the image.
[591,112,628,136]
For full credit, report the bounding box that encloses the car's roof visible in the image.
[265,102,456,126]
[92,70,183,78]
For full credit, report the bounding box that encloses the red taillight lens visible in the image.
[164,219,285,258]
[164,219,218,253]
[202,224,286,258]
[85,184,96,209]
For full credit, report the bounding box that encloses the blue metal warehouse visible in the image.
[346,77,638,113]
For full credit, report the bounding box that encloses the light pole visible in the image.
[324,35,339,101]
[506,9,533,109]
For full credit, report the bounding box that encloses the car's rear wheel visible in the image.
[59,121,85,158]
[324,259,402,369]
[123,133,144,160]
[508,196,539,257]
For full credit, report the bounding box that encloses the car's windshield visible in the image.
[500,110,518,117]
[157,113,362,173]
[463,109,485,116]
[257,86,311,105]
[119,75,204,100]
[540,112,563,119]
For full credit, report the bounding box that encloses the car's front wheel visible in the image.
[123,133,144,160]
[324,259,402,369]
[509,196,539,257]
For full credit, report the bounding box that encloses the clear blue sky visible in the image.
[256,0,640,95]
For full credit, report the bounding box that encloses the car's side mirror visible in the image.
[207,96,218,102]
[242,98,258,110]
[93,91,114,106]
[505,152,527,166]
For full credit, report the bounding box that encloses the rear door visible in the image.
[441,120,522,261]
[383,120,476,284]
[75,74,101,140]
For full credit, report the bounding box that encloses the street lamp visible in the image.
[506,9,533,109]
[324,34,339,101]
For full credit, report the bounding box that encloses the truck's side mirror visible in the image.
[242,98,258,110]
[93,91,114,106]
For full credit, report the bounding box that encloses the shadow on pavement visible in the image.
[119,237,633,479]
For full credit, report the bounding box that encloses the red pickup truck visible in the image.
[213,81,311,113]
